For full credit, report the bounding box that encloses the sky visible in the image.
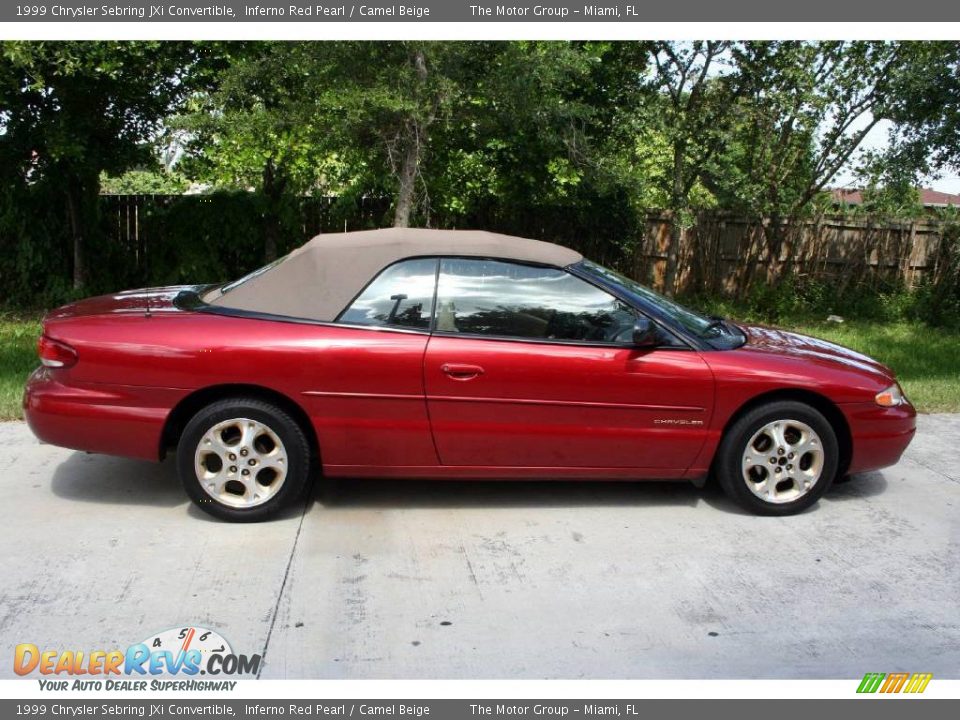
[832,118,960,194]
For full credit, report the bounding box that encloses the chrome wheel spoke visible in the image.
[761,478,776,500]
[743,448,767,468]
[201,468,226,494]
[791,435,817,457]
[240,472,263,501]
[201,434,231,458]
[258,455,286,472]
[240,421,259,449]
[768,422,787,449]
[784,469,801,492]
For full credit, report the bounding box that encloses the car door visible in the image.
[423,258,714,473]
[313,257,441,469]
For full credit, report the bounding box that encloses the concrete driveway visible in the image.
[1,415,957,679]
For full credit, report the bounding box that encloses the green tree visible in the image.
[181,41,618,240]
[0,41,194,289]
[866,42,960,187]
[637,41,740,294]
[178,41,475,242]
[709,41,909,285]
[303,41,474,228]
[174,41,337,260]
[426,42,612,227]
[100,169,189,195]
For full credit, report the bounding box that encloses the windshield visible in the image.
[577,260,742,346]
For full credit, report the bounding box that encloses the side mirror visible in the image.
[632,317,660,348]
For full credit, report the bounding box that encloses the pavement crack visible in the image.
[256,497,309,679]
[460,541,484,600]
[904,456,959,484]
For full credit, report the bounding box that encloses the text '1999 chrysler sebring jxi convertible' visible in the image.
[24,228,916,521]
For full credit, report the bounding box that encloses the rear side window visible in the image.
[436,258,636,342]
[337,258,438,330]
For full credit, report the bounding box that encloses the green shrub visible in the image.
[686,272,960,330]
[2,187,958,333]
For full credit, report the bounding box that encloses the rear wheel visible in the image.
[715,400,838,516]
[177,398,313,522]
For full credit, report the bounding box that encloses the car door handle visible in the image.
[440,363,485,380]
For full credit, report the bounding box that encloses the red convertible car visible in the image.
[24,228,916,521]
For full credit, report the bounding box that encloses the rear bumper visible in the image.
[23,368,172,461]
[842,401,917,475]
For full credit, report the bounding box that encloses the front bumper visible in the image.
[842,400,917,475]
[23,367,172,461]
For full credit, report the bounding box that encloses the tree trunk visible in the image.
[66,185,85,291]
[663,144,685,297]
[664,221,684,296]
[765,212,785,285]
[262,158,287,262]
[264,220,278,262]
[393,128,419,228]
[393,48,429,229]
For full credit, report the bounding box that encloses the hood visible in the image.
[738,323,895,381]
[46,285,198,321]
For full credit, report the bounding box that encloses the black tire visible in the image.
[715,400,838,516]
[177,397,314,522]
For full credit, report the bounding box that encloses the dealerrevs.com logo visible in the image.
[14,626,261,691]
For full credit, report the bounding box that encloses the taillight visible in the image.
[37,336,78,368]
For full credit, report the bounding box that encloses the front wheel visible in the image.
[177,398,313,522]
[715,400,838,516]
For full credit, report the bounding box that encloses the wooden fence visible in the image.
[626,212,948,295]
[100,195,952,295]
[100,192,391,259]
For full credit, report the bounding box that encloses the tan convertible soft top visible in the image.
[207,227,583,322]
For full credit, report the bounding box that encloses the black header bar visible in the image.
[4,0,959,23]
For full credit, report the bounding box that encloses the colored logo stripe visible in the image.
[857,672,931,694]
[904,673,933,693]
[880,672,909,693]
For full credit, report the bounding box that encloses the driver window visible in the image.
[436,258,636,342]
[337,258,438,329]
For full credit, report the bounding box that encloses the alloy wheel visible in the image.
[741,419,825,504]
[194,417,288,508]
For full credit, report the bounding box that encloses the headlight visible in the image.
[875,383,907,407]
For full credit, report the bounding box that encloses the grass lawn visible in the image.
[0,314,42,421]
[788,320,960,413]
[0,314,957,420]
